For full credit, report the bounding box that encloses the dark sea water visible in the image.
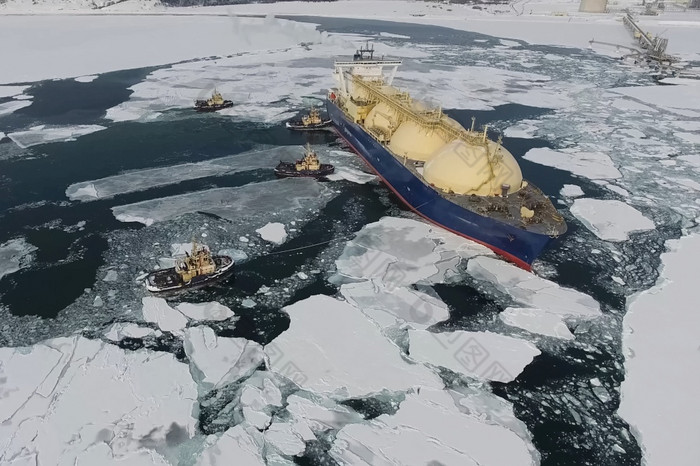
[0,16,675,466]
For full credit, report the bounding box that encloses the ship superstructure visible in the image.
[327,43,566,269]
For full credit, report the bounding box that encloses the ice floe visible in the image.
[266,295,443,398]
[74,74,98,83]
[104,322,159,341]
[176,301,234,321]
[499,307,574,340]
[408,329,540,382]
[264,422,306,456]
[523,147,622,180]
[256,222,288,245]
[467,256,601,318]
[141,297,187,334]
[504,120,539,138]
[183,326,263,390]
[196,425,264,466]
[610,79,700,115]
[619,234,700,466]
[112,178,334,227]
[570,198,655,242]
[0,84,28,98]
[285,392,363,436]
[66,146,299,201]
[7,124,105,148]
[560,184,584,198]
[331,388,537,465]
[0,335,197,465]
[0,99,31,116]
[335,217,490,288]
[0,237,37,281]
[340,281,450,330]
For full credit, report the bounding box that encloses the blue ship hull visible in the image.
[327,99,555,269]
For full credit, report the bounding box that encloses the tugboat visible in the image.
[285,106,332,130]
[145,240,234,294]
[274,143,335,179]
[194,90,233,112]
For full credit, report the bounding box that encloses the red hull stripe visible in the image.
[333,128,532,272]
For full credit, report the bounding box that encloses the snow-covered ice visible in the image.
[331,388,537,466]
[467,256,601,318]
[112,178,333,227]
[0,237,37,281]
[7,124,105,149]
[195,426,264,466]
[499,307,574,340]
[560,184,584,198]
[266,295,443,398]
[619,234,700,466]
[340,281,450,330]
[141,297,187,334]
[256,222,288,245]
[523,147,622,180]
[0,85,28,98]
[263,423,306,456]
[570,198,655,242]
[183,326,263,390]
[176,301,234,321]
[0,335,197,465]
[408,329,540,382]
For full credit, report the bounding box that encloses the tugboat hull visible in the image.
[194,101,234,112]
[285,120,332,131]
[274,162,335,179]
[145,255,234,294]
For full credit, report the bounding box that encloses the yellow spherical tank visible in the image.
[365,102,400,135]
[387,120,449,161]
[423,139,523,196]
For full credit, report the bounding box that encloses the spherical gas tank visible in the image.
[423,139,523,196]
[365,102,400,136]
[388,120,448,161]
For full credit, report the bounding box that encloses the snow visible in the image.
[331,388,536,466]
[104,322,158,341]
[675,131,700,144]
[112,178,333,226]
[256,222,288,245]
[467,256,601,318]
[619,234,700,466]
[285,393,363,436]
[196,426,265,466]
[499,307,574,340]
[408,330,540,382]
[0,335,197,466]
[560,184,584,198]
[523,147,622,180]
[141,297,187,334]
[74,74,98,83]
[0,100,32,116]
[175,301,234,321]
[183,326,263,390]
[340,281,450,330]
[570,198,655,242]
[7,125,105,149]
[0,238,37,281]
[266,295,443,398]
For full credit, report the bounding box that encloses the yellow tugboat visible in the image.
[285,106,332,130]
[194,89,233,112]
[145,240,234,293]
[274,143,335,179]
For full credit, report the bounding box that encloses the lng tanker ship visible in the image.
[327,44,567,269]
